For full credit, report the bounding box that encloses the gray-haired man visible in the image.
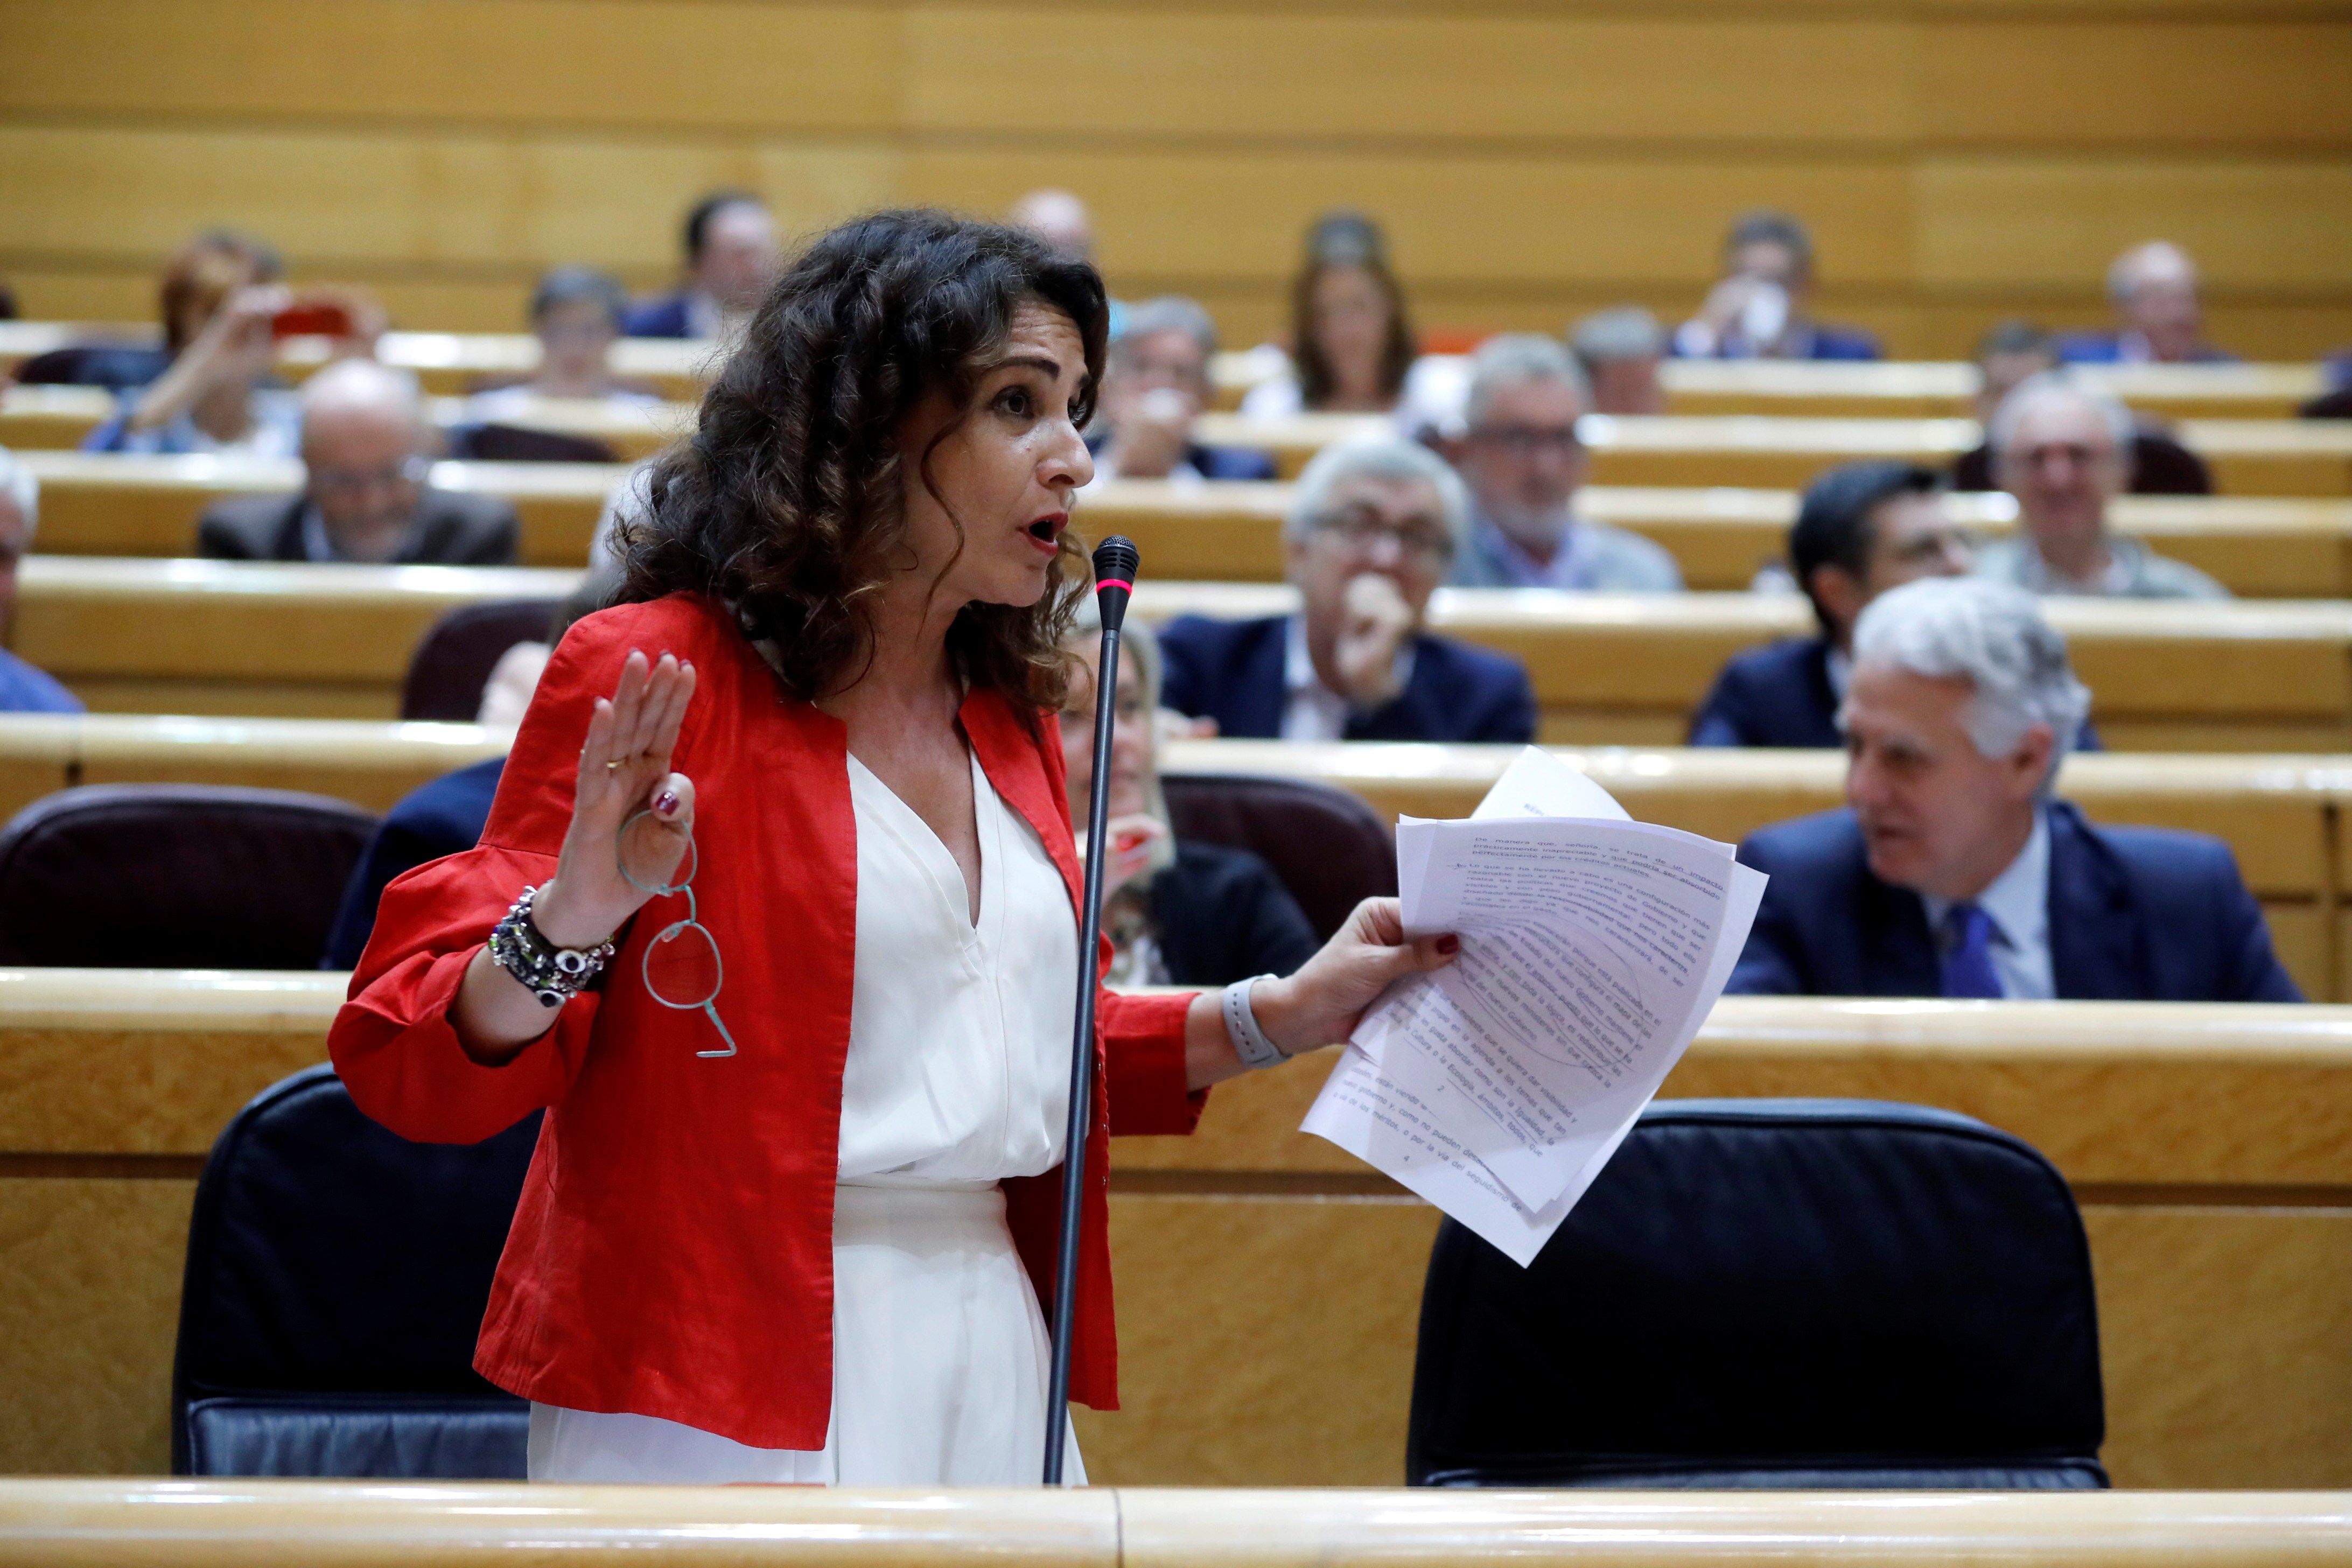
[1446,334,1682,592]
[1727,577,2295,1000]
[1158,436,1537,743]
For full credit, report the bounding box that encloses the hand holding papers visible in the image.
[1303,748,1767,1265]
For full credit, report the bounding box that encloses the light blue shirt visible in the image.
[1451,510,1684,592]
[1922,807,2054,1000]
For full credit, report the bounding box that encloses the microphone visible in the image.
[1042,535,1139,1486]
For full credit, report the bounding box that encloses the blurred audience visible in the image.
[1446,334,1681,591]
[197,360,518,564]
[1058,609,1318,988]
[1009,189,1096,264]
[1730,577,2296,1001]
[1571,306,1667,415]
[1240,211,1417,418]
[0,279,16,320]
[468,268,656,419]
[1084,296,1275,484]
[27,231,281,393]
[0,451,83,714]
[2056,242,2232,366]
[1955,322,2212,495]
[1690,461,1971,748]
[1674,210,1879,362]
[1973,373,2225,598]
[1159,437,1536,743]
[622,191,777,340]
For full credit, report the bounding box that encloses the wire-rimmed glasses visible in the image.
[617,811,738,1059]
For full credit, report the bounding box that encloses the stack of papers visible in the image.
[1303,748,1768,1265]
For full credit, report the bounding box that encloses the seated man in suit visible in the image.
[2055,242,2234,366]
[620,190,777,341]
[1082,295,1276,485]
[1690,460,1970,747]
[1972,372,2224,599]
[198,359,519,564]
[0,449,83,713]
[1159,436,1538,744]
[1730,577,2298,1001]
[1446,334,1682,591]
[1570,306,1665,416]
[1671,210,1880,362]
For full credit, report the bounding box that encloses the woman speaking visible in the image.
[330,211,1458,1487]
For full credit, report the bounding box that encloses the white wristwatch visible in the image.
[1220,975,1287,1070]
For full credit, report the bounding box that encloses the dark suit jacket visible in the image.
[1158,613,1538,744]
[1803,324,1882,361]
[322,756,506,970]
[2052,332,2236,366]
[1727,801,2300,1002]
[1689,635,2105,753]
[198,488,520,565]
[1082,430,1278,483]
[620,291,696,339]
[1147,840,1320,987]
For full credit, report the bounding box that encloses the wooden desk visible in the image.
[1132,583,2352,753]
[0,383,116,450]
[0,970,2343,1487]
[1189,411,2352,496]
[0,321,719,401]
[18,451,622,567]
[0,1481,2341,1566]
[1202,349,2332,423]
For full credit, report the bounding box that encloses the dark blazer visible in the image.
[2052,332,2235,366]
[1689,636,1843,748]
[1158,613,1538,745]
[322,757,506,970]
[1147,839,1320,988]
[1803,324,1882,362]
[1689,635,2104,752]
[198,489,520,565]
[1727,801,2300,1002]
[1084,431,1277,483]
[619,292,696,339]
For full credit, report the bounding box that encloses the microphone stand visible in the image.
[1042,535,1138,1486]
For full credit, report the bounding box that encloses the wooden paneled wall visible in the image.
[3,1,2349,357]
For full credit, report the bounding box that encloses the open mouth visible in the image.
[1026,513,1068,550]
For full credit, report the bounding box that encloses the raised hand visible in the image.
[530,649,699,950]
[1331,572,1414,706]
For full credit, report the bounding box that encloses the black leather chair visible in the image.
[0,785,375,967]
[2301,387,2352,420]
[400,597,562,721]
[1162,771,1397,939]
[445,423,617,464]
[173,1065,538,1476]
[1951,429,2211,495]
[1408,1098,2105,1490]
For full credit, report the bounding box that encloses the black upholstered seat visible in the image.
[172,1065,538,1478]
[0,784,376,968]
[1408,1098,2106,1490]
[1161,770,1397,939]
[400,597,562,722]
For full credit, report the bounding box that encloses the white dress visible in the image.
[528,750,1086,1484]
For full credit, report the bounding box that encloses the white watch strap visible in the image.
[1221,975,1287,1070]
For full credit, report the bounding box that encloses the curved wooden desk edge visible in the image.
[0,1480,2342,1564]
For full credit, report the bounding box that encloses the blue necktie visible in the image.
[1940,903,2004,999]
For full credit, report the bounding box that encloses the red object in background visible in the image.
[270,302,354,339]
[1418,327,1492,355]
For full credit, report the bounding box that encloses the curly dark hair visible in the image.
[617,209,1109,710]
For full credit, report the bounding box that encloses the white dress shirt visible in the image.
[1280,614,1413,741]
[1921,807,2054,1000]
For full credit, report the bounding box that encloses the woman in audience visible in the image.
[328,209,1454,1488]
[83,230,381,457]
[1238,212,1418,419]
[1059,608,1318,988]
[467,267,660,420]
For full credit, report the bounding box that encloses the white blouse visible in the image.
[528,748,1087,1486]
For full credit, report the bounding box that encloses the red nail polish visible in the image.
[655,790,679,815]
[1437,935,1461,955]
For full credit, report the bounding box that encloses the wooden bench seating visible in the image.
[15,561,2352,750]
[0,720,2332,997]
[22,459,2352,597]
[1191,411,2352,495]
[1,968,2343,1486]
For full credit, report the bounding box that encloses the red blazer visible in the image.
[329,594,1204,1452]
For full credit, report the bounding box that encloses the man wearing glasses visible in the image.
[1158,436,1537,743]
[1445,333,1681,592]
[198,358,519,565]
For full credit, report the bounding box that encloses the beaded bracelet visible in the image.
[487,885,616,1008]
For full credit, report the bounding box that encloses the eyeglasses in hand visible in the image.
[617,811,738,1059]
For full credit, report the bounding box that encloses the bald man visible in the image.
[2054,242,2234,366]
[198,359,518,564]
